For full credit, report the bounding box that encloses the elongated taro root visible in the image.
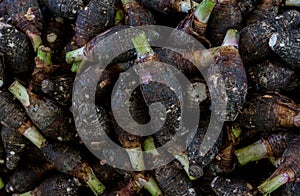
[5,162,54,193]
[5,0,43,51]
[246,0,281,25]
[207,0,243,46]
[269,29,300,69]
[72,0,116,49]
[208,29,247,121]
[238,93,300,132]
[239,10,300,64]
[121,0,155,26]
[0,22,34,84]
[9,81,78,142]
[18,174,79,196]
[143,137,194,196]
[1,126,29,170]
[211,176,257,195]
[258,134,300,194]
[140,0,198,14]
[234,132,296,165]
[0,54,4,88]
[41,0,84,19]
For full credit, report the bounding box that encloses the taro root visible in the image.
[71,0,116,49]
[121,0,156,26]
[175,0,216,47]
[143,137,194,196]
[0,22,34,84]
[211,176,257,195]
[1,126,29,170]
[29,46,58,93]
[247,59,296,92]
[41,75,73,106]
[41,0,84,19]
[239,10,300,64]
[207,29,247,121]
[238,93,300,132]
[5,162,54,193]
[91,160,122,185]
[238,0,258,17]
[207,0,243,46]
[246,0,282,25]
[5,0,43,51]
[269,29,300,69]
[234,132,296,165]
[140,0,198,14]
[258,134,300,194]
[0,90,45,149]
[18,174,79,196]
[9,81,78,142]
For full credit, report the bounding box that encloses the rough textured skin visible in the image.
[240,10,300,64]
[5,162,54,193]
[211,176,257,196]
[238,0,258,17]
[208,46,247,121]
[239,93,300,132]
[246,0,281,25]
[5,0,43,35]
[41,75,73,106]
[0,53,5,87]
[24,92,77,142]
[0,90,27,129]
[0,22,34,83]
[30,174,79,196]
[154,160,196,196]
[1,126,29,170]
[74,0,116,48]
[269,29,300,69]
[41,0,84,19]
[248,59,295,92]
[122,0,155,26]
[207,0,243,46]
[188,125,223,178]
[140,0,192,14]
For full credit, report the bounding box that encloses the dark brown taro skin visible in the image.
[29,174,79,196]
[211,176,257,196]
[154,160,196,196]
[238,93,300,132]
[73,0,116,48]
[1,126,29,170]
[140,0,191,15]
[5,162,55,193]
[41,0,84,19]
[121,0,156,26]
[0,22,34,83]
[207,0,243,46]
[0,53,4,88]
[208,46,247,121]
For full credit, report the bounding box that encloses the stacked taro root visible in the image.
[0,0,299,195]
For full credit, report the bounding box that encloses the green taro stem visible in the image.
[26,30,42,52]
[0,177,4,190]
[127,147,145,171]
[132,32,155,60]
[37,46,52,67]
[23,125,46,149]
[66,47,85,64]
[114,8,124,25]
[258,173,290,195]
[234,140,268,165]
[19,191,31,196]
[86,166,106,195]
[222,29,239,48]
[194,0,216,23]
[143,137,159,155]
[175,152,197,180]
[71,61,83,73]
[285,0,300,6]
[231,126,242,139]
[9,80,30,107]
[137,176,163,196]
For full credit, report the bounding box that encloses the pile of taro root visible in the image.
[0,0,300,195]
